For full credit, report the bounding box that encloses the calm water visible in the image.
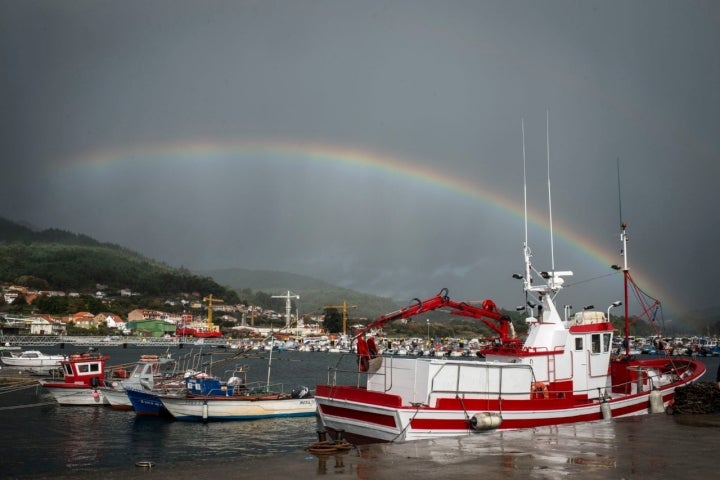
[1,347,718,479]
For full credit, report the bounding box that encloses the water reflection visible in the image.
[335,415,718,480]
[125,415,321,464]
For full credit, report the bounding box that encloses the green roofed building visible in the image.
[126,319,177,337]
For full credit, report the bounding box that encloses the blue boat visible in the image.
[125,387,172,416]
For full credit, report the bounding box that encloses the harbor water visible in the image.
[1,346,719,479]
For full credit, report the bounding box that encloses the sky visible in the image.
[1,0,718,327]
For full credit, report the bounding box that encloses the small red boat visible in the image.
[40,352,110,406]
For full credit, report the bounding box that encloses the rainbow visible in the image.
[58,138,676,314]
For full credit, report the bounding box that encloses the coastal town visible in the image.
[2,281,719,359]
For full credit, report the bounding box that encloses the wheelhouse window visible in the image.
[575,338,583,350]
[603,333,612,353]
[77,363,100,373]
[591,334,601,354]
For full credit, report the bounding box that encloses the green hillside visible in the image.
[0,217,237,301]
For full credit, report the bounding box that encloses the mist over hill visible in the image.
[198,267,400,319]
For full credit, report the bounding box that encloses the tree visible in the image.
[323,307,342,334]
[14,275,50,290]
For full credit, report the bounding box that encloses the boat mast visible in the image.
[617,159,631,355]
[520,116,571,305]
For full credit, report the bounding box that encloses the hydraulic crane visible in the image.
[323,300,358,336]
[354,288,513,371]
[357,288,510,340]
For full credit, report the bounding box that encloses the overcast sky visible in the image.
[1,1,718,326]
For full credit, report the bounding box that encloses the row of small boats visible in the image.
[31,350,316,421]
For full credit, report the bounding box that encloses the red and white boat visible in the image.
[316,200,706,444]
[40,352,109,406]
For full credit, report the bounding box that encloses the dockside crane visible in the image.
[202,294,224,333]
[323,300,358,336]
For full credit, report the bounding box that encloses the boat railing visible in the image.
[325,352,374,388]
[423,361,536,402]
[241,380,288,395]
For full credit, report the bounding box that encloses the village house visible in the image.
[29,314,64,335]
[94,312,127,333]
[127,309,167,322]
[68,311,99,329]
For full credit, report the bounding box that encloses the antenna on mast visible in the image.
[522,119,528,248]
[518,115,571,300]
[521,119,531,290]
[546,110,556,285]
[616,158,628,272]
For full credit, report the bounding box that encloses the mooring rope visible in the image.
[0,400,56,411]
[0,380,40,395]
[391,403,423,443]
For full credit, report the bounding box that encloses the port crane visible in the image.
[202,294,224,333]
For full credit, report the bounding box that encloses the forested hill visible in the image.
[0,217,238,301]
[0,216,111,247]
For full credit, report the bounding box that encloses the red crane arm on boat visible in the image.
[443,298,512,340]
[356,288,510,338]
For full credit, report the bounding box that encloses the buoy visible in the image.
[202,401,209,420]
[533,382,549,399]
[649,388,664,414]
[92,390,100,399]
[470,412,502,430]
[600,399,612,419]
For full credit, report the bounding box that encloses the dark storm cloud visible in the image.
[1,0,718,320]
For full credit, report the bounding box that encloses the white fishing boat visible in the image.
[100,353,178,410]
[1,350,65,370]
[158,373,316,421]
[314,130,707,444]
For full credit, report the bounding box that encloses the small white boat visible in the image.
[1,350,65,369]
[158,374,316,421]
[100,354,178,410]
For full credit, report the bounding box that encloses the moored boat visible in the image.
[125,385,174,416]
[160,291,317,421]
[39,352,109,406]
[157,371,316,421]
[1,350,66,370]
[314,154,706,444]
[100,353,178,410]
